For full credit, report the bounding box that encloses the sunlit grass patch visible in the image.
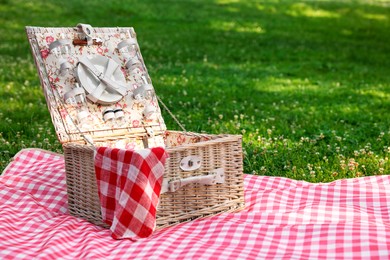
[0,0,389,182]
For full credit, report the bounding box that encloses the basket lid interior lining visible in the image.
[26,26,167,143]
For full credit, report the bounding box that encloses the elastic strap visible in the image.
[78,57,127,97]
[85,59,122,103]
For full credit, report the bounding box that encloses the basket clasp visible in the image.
[161,168,224,194]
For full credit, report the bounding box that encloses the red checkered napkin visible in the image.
[94,146,168,240]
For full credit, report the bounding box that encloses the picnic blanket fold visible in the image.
[94,146,168,240]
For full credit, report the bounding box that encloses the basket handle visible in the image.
[160,168,224,194]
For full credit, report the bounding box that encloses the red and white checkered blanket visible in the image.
[94,146,168,240]
[1,148,390,259]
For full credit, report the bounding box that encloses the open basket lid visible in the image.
[26,24,167,144]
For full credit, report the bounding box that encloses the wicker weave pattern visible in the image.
[27,25,245,230]
[64,131,244,229]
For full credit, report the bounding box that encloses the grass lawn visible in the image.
[0,0,389,182]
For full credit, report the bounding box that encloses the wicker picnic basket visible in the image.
[26,24,245,229]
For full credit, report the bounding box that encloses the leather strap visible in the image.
[76,23,94,45]
[161,168,225,194]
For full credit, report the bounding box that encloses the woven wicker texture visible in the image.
[64,131,244,229]
[27,25,245,229]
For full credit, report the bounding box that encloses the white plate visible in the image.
[77,56,127,105]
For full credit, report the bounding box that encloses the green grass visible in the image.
[0,0,389,182]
